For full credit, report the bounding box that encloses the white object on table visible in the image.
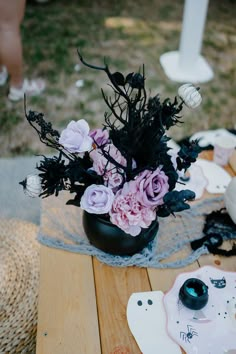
[175,164,208,200]
[164,266,236,354]
[213,136,236,166]
[127,291,181,354]
[195,159,232,194]
[190,129,236,148]
[224,177,236,224]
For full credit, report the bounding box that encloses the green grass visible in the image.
[0,108,22,133]
[0,0,235,157]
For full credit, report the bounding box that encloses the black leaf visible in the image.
[125,72,134,84]
[129,73,144,89]
[157,190,195,217]
[66,186,86,207]
[177,140,201,171]
[111,72,125,86]
[66,198,81,207]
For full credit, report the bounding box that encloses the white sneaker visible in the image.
[0,66,8,86]
[8,78,46,101]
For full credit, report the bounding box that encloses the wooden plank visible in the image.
[93,258,151,354]
[198,253,236,272]
[147,263,199,293]
[229,150,236,173]
[36,246,101,354]
[147,243,200,292]
[200,150,235,176]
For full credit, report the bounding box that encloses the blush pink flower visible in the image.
[90,144,127,190]
[109,181,156,236]
[135,168,169,208]
[89,128,109,147]
[80,184,114,214]
[59,119,93,153]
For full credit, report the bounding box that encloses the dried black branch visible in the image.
[101,89,126,125]
[25,109,75,161]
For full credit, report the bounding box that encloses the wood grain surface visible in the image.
[36,249,101,354]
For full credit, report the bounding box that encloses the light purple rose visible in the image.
[59,119,93,153]
[135,168,169,207]
[80,184,114,214]
[109,181,156,236]
[89,128,109,147]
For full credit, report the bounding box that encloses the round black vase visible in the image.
[82,211,159,256]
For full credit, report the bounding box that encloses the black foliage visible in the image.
[111,71,145,89]
[191,208,236,257]
[203,208,236,237]
[25,109,60,144]
[161,97,183,129]
[67,157,103,193]
[66,188,86,207]
[126,72,144,89]
[37,153,102,204]
[177,140,201,171]
[37,155,68,197]
[23,54,201,217]
[105,88,186,183]
[77,54,200,188]
[156,190,195,217]
[111,72,125,86]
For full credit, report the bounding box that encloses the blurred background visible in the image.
[0,0,235,157]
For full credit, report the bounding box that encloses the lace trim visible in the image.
[38,193,225,268]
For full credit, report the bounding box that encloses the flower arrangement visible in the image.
[20,54,202,238]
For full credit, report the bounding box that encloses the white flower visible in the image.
[178,84,202,109]
[59,119,93,153]
[20,174,42,197]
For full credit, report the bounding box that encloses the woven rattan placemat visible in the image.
[0,218,39,354]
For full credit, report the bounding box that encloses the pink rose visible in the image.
[135,168,169,207]
[59,119,93,153]
[80,184,114,214]
[109,181,156,236]
[89,128,109,147]
[90,144,127,189]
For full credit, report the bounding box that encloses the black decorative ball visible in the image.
[179,278,209,310]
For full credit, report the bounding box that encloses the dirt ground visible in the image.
[0,0,235,157]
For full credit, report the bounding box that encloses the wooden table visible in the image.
[36,152,235,354]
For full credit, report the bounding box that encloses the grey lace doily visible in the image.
[38,192,225,268]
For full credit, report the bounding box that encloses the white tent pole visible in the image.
[159,0,214,83]
[179,0,209,71]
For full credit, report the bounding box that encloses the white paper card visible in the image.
[127,291,181,354]
[190,129,236,148]
[175,164,208,199]
[195,159,232,193]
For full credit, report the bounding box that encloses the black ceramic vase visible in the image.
[82,211,159,256]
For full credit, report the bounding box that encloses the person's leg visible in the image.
[0,0,45,100]
[0,0,26,88]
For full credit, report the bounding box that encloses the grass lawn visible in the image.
[0,0,235,156]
